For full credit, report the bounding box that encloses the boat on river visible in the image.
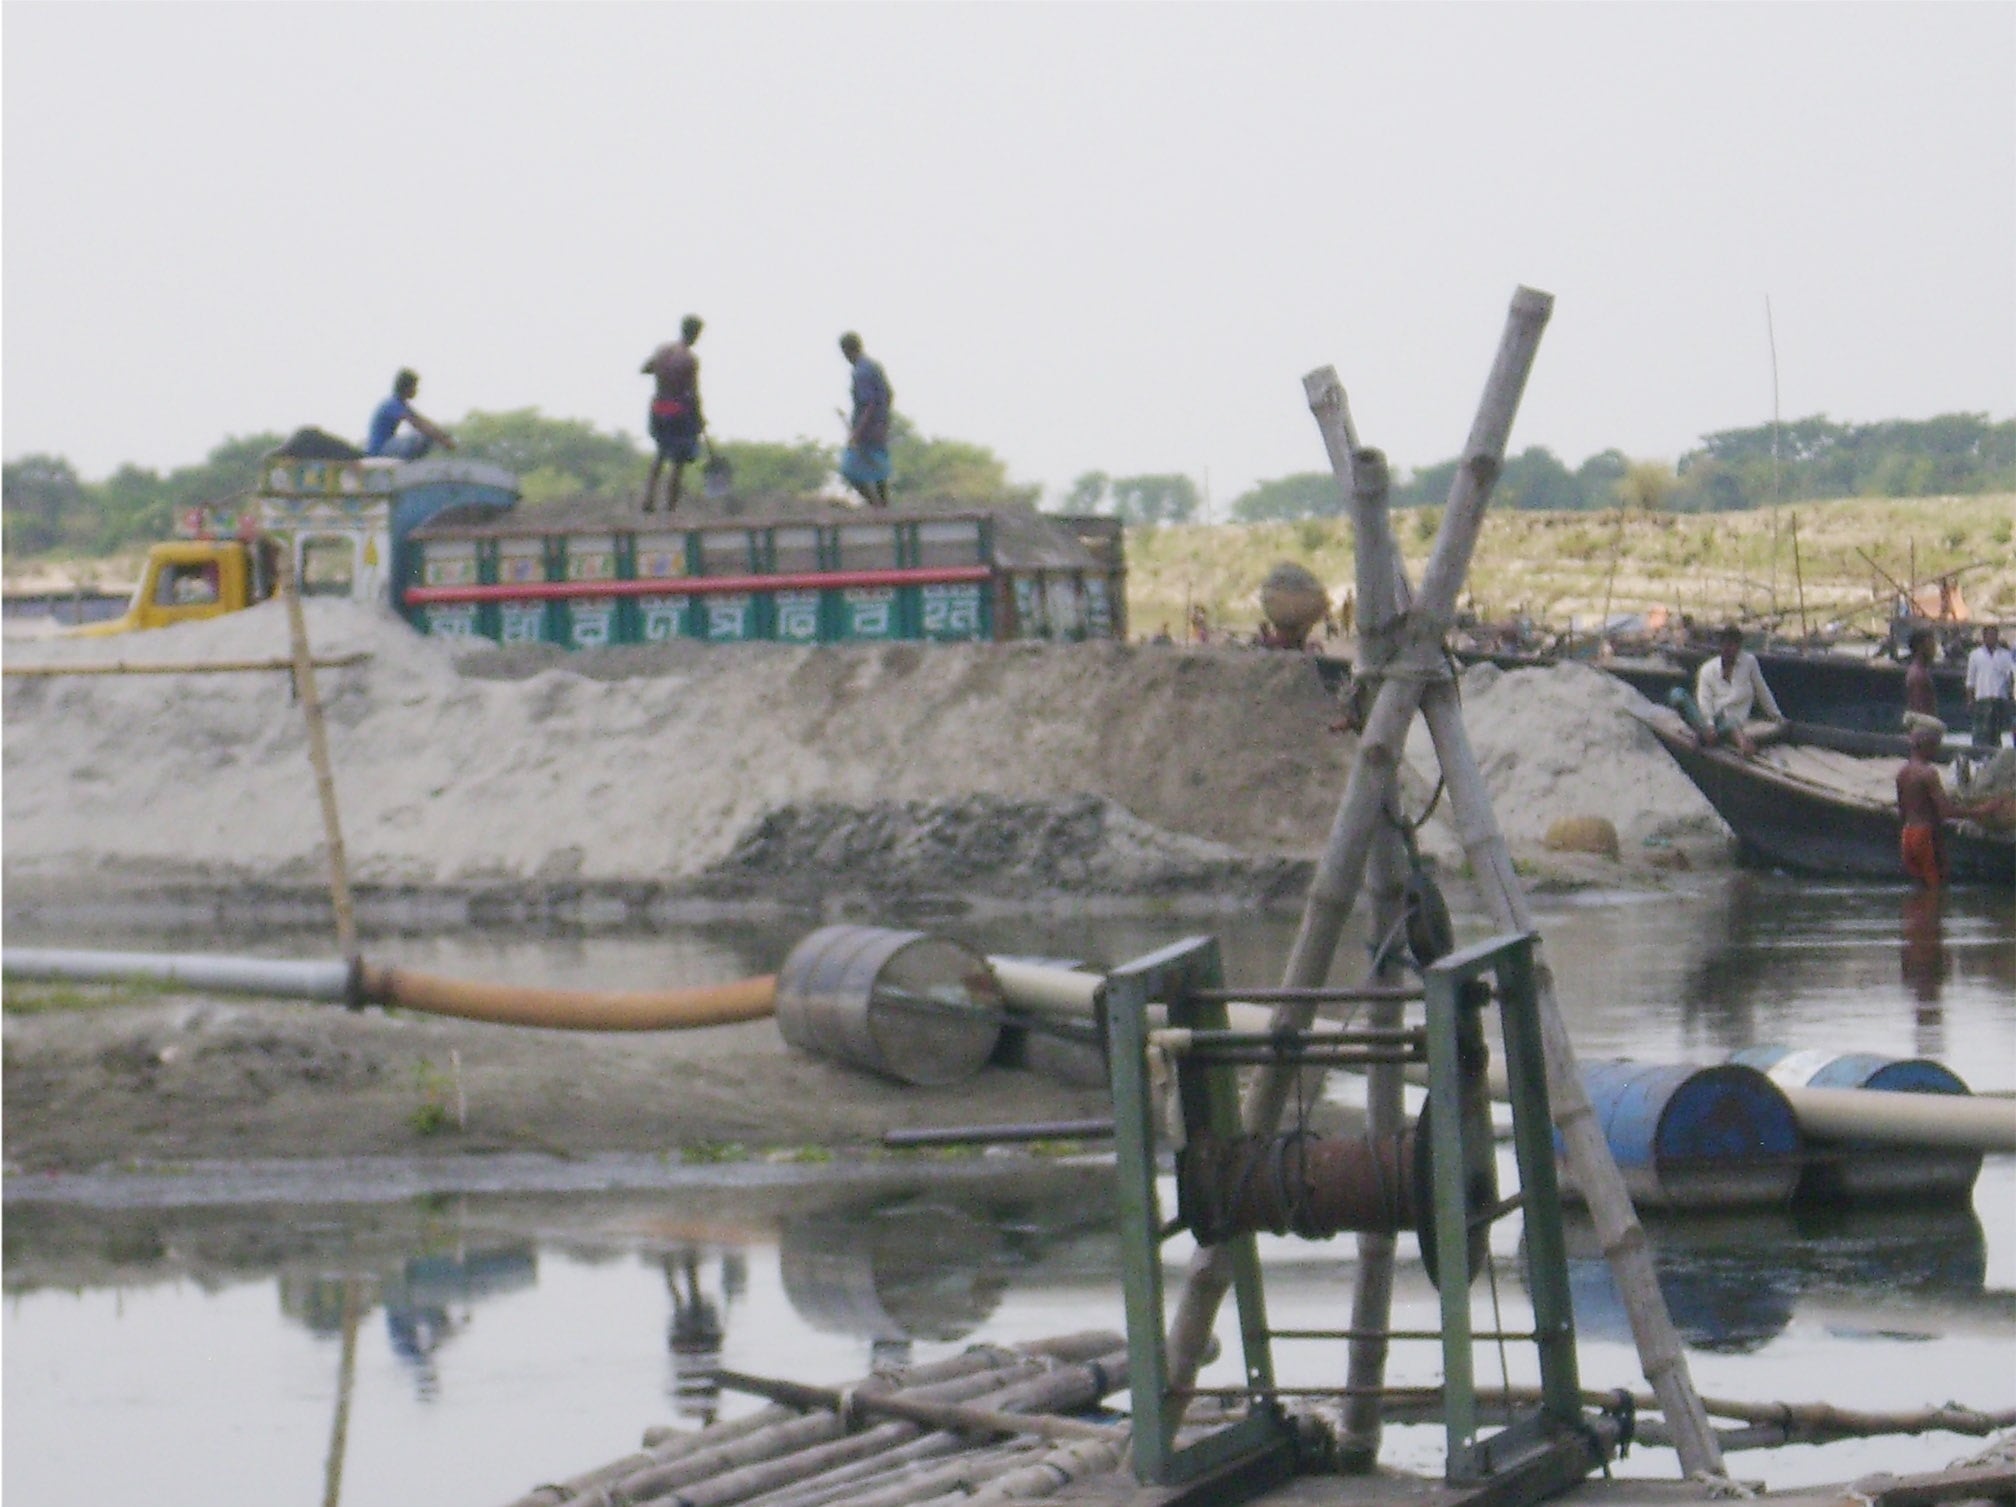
[1639,710,2016,886]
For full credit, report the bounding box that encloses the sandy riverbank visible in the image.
[3,602,1732,1176]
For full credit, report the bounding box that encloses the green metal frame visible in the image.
[1106,931,1606,1500]
[1108,937,1293,1488]
[1423,933,1586,1482]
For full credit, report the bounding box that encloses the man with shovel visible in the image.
[643,315,708,512]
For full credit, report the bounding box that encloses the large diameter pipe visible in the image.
[358,964,776,1031]
[5,947,777,1032]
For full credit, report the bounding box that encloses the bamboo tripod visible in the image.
[1160,288,1726,1479]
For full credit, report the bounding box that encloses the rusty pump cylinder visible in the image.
[1170,981,1498,1289]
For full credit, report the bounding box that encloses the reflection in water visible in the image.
[1551,1202,1993,1354]
[664,1249,730,1424]
[780,1199,1011,1349]
[382,1246,538,1400]
[1900,888,1947,1055]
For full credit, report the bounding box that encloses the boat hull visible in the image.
[1648,724,2015,886]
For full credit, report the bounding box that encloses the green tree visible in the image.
[887,415,1037,504]
[453,408,643,503]
[1230,472,1341,522]
[2,454,89,554]
[715,439,835,497]
[1107,473,1200,523]
[1615,458,1678,511]
[1065,471,1110,513]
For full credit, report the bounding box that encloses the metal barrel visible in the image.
[1731,1045,1971,1096]
[1570,1062,1802,1211]
[774,925,1004,1087]
[1732,1046,1982,1205]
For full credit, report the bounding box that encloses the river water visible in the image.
[5,875,2012,1504]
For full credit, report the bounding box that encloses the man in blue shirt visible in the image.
[837,332,892,508]
[365,369,457,460]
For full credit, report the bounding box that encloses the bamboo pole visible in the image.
[3,653,367,677]
[1792,512,1810,644]
[1304,370,1414,1465]
[958,1440,1126,1506]
[320,1275,364,1507]
[713,1357,1127,1444]
[1162,287,1553,1402]
[609,1354,1106,1507]
[1416,679,1722,1476]
[738,1437,1036,1507]
[806,1441,1047,1507]
[281,558,357,960]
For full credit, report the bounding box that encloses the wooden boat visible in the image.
[1640,711,2015,886]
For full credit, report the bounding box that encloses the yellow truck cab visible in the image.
[70,438,518,638]
[75,526,281,637]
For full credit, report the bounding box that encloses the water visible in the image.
[5,875,2013,1504]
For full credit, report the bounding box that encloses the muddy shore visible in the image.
[4,603,1731,1180]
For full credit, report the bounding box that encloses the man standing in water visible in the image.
[1896,724,1990,886]
[1668,624,1785,756]
[643,315,706,513]
[838,331,893,508]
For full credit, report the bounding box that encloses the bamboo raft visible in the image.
[497,1329,2016,1507]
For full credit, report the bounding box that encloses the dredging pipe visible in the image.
[2,948,777,1032]
[984,960,2016,1156]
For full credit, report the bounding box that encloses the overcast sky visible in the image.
[6,3,2012,511]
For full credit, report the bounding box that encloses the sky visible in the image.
[5,3,2013,513]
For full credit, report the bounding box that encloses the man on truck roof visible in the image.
[838,331,892,508]
[642,315,706,513]
[366,369,457,460]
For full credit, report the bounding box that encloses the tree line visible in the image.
[7,409,2011,559]
[1226,413,2016,522]
[1,409,1038,558]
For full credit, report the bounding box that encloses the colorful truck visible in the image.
[74,437,1128,648]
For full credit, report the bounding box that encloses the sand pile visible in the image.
[1401,661,1725,869]
[2,604,1725,908]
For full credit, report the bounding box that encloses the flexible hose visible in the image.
[359,964,777,1031]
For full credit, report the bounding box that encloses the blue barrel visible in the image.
[1732,1047,1981,1205]
[1571,1062,1802,1211]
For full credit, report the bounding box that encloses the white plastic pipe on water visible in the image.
[985,959,2016,1155]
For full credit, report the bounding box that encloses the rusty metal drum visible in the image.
[776,925,1005,1086]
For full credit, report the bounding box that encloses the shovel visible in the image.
[702,441,734,509]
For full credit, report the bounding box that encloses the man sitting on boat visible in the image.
[1666,624,1786,757]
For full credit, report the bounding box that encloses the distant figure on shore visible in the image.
[1896,724,1992,886]
[837,332,892,507]
[1964,624,2014,750]
[1668,624,1785,756]
[1903,628,1946,737]
[365,369,457,460]
[643,315,706,513]
[1189,604,1211,645]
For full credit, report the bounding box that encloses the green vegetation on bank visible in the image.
[2,410,1035,560]
[1230,414,2016,521]
[7,408,2011,567]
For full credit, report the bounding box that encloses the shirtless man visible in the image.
[1896,724,1988,886]
[642,315,706,512]
[1903,628,1944,735]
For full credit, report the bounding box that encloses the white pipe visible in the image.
[4,947,352,1001]
[987,960,2016,1155]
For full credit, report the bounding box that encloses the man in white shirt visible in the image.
[1964,623,2014,750]
[1668,624,1786,756]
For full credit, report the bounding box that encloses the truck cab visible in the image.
[74,520,281,637]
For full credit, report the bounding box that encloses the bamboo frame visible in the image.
[1160,286,1729,1480]
[281,558,358,959]
[3,653,368,677]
